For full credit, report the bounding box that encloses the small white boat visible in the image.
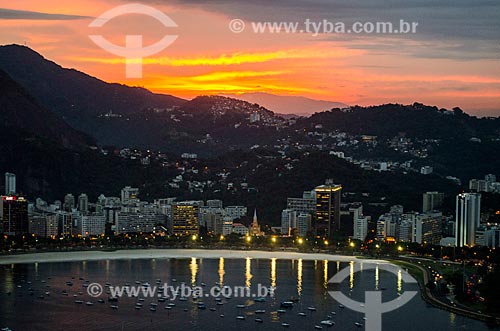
[277,309,286,314]
[255,309,266,314]
[298,312,306,317]
[320,320,335,327]
[74,300,83,304]
[110,305,118,309]
[281,322,290,328]
[236,304,246,309]
[255,318,263,323]
[236,315,245,320]
[85,301,94,306]
[314,326,323,330]
[354,322,363,327]
[150,307,156,312]
[339,304,345,309]
[308,306,317,311]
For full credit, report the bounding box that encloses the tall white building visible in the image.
[350,205,369,241]
[455,193,481,247]
[121,186,139,204]
[296,213,312,237]
[413,212,442,245]
[63,194,75,212]
[377,214,397,239]
[281,209,297,236]
[78,193,89,214]
[353,216,369,241]
[81,214,106,237]
[5,172,16,195]
[222,218,234,236]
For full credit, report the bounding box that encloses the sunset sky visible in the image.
[0,0,499,115]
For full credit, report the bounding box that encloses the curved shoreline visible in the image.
[0,248,389,265]
[1,249,496,325]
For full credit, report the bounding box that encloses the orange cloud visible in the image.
[70,47,362,66]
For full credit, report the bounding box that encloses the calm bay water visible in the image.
[0,257,490,330]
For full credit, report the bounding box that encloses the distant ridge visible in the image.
[0,44,185,118]
[221,92,347,115]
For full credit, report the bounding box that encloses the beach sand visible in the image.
[0,249,389,265]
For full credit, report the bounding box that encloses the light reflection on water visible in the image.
[218,257,224,286]
[270,257,276,288]
[297,258,303,297]
[0,257,487,331]
[397,269,402,295]
[349,261,354,290]
[245,257,252,288]
[323,259,329,288]
[190,257,198,286]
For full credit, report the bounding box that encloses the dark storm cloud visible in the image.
[0,8,91,20]
[134,0,500,60]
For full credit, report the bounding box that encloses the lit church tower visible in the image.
[250,209,264,236]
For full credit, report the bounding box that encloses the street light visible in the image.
[271,236,277,243]
[349,242,355,248]
[191,234,197,241]
[324,240,329,246]
[297,238,304,245]
[375,244,380,249]
[246,236,251,243]
[219,235,224,241]
[397,246,403,252]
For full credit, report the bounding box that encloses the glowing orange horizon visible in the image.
[0,1,499,115]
